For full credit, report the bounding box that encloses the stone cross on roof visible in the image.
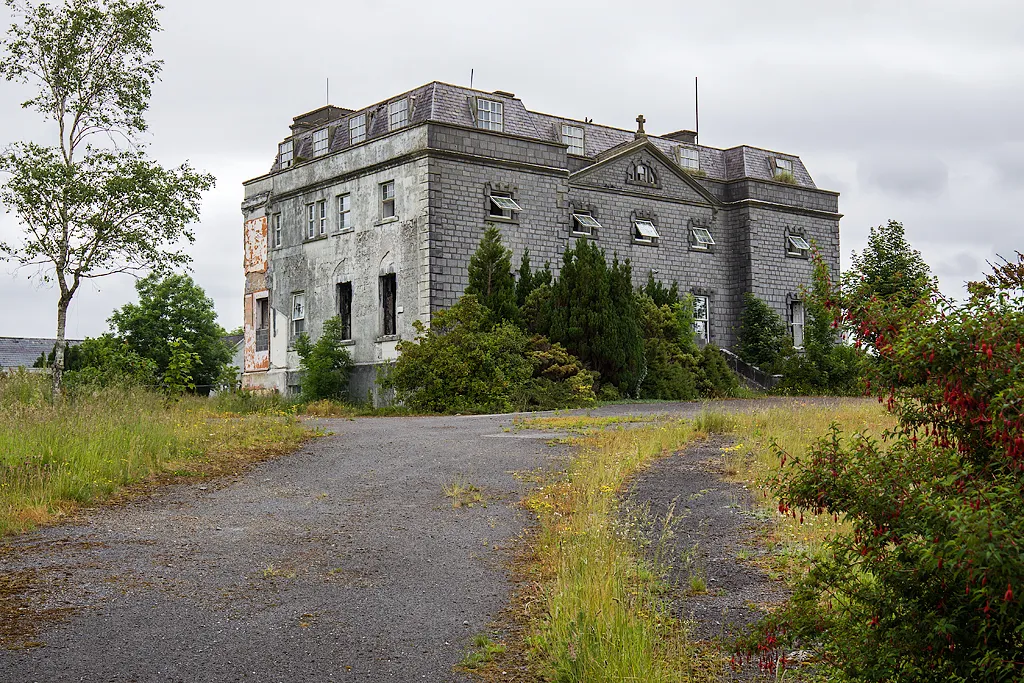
[635,114,646,139]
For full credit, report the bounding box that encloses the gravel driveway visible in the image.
[0,399,845,682]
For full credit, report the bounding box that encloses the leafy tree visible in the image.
[162,337,197,396]
[546,239,644,394]
[846,219,934,309]
[736,293,793,371]
[295,316,354,401]
[109,273,231,393]
[62,334,158,391]
[0,0,215,394]
[642,271,680,307]
[754,254,1024,681]
[466,225,519,324]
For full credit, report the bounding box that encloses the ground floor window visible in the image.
[790,300,805,348]
[693,295,709,343]
[291,292,305,337]
[337,282,353,340]
[380,274,396,336]
[255,295,270,352]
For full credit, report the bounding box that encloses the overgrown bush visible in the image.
[383,296,594,413]
[697,344,739,398]
[62,335,159,392]
[295,316,354,402]
[635,293,700,400]
[736,293,793,371]
[751,254,1024,681]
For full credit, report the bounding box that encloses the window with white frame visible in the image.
[562,124,584,155]
[279,140,294,168]
[773,157,794,177]
[691,226,715,251]
[381,181,396,219]
[488,192,522,219]
[317,199,327,236]
[571,212,602,236]
[312,128,330,156]
[633,219,660,243]
[291,292,305,337]
[273,213,282,248]
[693,295,709,343]
[388,98,408,130]
[632,161,656,185]
[787,233,811,257]
[349,114,366,144]
[477,99,503,132]
[337,194,351,231]
[306,203,316,239]
[678,146,699,171]
[790,300,805,349]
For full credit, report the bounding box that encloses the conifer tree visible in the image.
[466,225,519,324]
[516,248,553,310]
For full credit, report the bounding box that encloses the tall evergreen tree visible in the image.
[466,225,519,324]
[516,248,553,310]
[642,271,680,307]
[546,239,643,392]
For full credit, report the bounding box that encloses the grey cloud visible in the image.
[857,154,949,197]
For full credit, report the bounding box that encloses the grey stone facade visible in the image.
[240,81,841,399]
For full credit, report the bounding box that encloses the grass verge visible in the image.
[0,376,311,536]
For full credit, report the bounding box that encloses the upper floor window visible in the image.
[629,161,657,186]
[279,140,294,168]
[349,114,366,144]
[337,194,352,232]
[317,199,327,236]
[678,146,699,171]
[633,219,660,243]
[488,192,522,220]
[291,292,306,337]
[571,212,602,236]
[787,234,811,258]
[381,181,396,219]
[773,157,794,178]
[693,295,709,343]
[477,99,503,132]
[389,98,408,130]
[306,203,316,239]
[562,125,584,155]
[691,227,715,251]
[272,213,282,248]
[312,128,330,157]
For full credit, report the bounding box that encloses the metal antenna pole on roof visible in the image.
[470,69,474,89]
[326,77,329,105]
[695,76,699,145]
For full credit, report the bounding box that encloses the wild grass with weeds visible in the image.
[0,373,309,536]
[442,478,485,509]
[460,634,508,670]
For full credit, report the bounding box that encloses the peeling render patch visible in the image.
[244,217,268,274]
[243,291,270,373]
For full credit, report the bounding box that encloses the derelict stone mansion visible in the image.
[240,81,840,397]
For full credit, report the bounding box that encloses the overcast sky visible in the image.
[1,0,1021,339]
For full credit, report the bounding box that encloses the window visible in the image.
[317,200,327,236]
[337,194,351,231]
[255,296,270,352]
[381,181,396,219]
[380,274,397,336]
[691,227,715,250]
[337,282,353,341]
[312,128,330,156]
[693,295,709,343]
[774,157,794,177]
[272,213,282,248]
[633,219,660,243]
[388,98,408,130]
[488,193,522,219]
[678,146,699,171]
[306,203,316,239]
[349,114,366,144]
[291,292,305,337]
[477,99,503,132]
[787,234,811,257]
[632,162,656,185]
[790,301,805,349]
[279,140,294,168]
[571,212,602,236]
[562,124,585,155]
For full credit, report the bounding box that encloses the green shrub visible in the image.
[209,388,289,415]
[64,335,159,393]
[295,316,354,402]
[696,344,739,398]
[736,293,793,371]
[635,293,701,400]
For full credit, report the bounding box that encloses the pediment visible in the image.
[569,138,719,206]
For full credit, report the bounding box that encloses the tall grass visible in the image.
[0,371,308,536]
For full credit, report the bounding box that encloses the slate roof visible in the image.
[0,337,83,369]
[269,80,817,188]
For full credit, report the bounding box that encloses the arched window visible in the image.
[630,161,657,185]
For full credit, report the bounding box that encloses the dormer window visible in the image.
[773,157,794,178]
[691,227,715,251]
[633,219,660,244]
[562,124,585,155]
[477,99,503,132]
[349,114,366,144]
[279,140,294,168]
[678,147,699,171]
[488,192,522,219]
[571,212,602,236]
[787,234,811,258]
[312,128,330,157]
[389,98,408,130]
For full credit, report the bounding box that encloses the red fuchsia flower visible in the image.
[1006,583,1014,603]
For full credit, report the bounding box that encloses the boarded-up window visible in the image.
[337,282,353,341]
[380,274,396,336]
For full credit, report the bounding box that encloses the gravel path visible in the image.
[0,398,849,682]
